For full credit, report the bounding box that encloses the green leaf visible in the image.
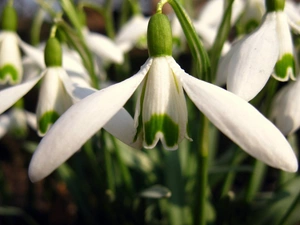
[168,0,211,81]
[210,0,234,81]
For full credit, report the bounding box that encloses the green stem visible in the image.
[102,135,116,202]
[220,148,247,198]
[194,113,209,225]
[56,20,99,89]
[103,0,115,39]
[278,191,300,225]
[128,0,141,15]
[111,136,134,195]
[35,0,58,19]
[210,0,234,81]
[245,160,266,203]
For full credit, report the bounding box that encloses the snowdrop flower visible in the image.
[0,37,88,136]
[0,4,23,85]
[236,0,265,34]
[270,77,300,135]
[82,27,124,64]
[0,105,36,139]
[216,0,296,101]
[115,15,149,53]
[28,13,298,182]
[193,0,244,55]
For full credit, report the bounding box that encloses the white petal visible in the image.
[104,108,142,149]
[19,39,45,68]
[285,0,300,34]
[181,72,298,172]
[0,114,11,139]
[139,57,188,150]
[28,59,151,182]
[83,28,124,64]
[36,67,73,136]
[0,32,23,84]
[62,46,89,75]
[270,79,300,135]
[227,12,279,101]
[0,72,44,114]
[115,15,149,53]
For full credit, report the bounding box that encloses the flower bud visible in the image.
[44,37,62,67]
[147,13,172,57]
[1,5,17,31]
[266,0,285,12]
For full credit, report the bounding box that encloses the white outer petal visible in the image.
[0,72,44,114]
[19,39,45,68]
[0,32,23,83]
[270,79,300,135]
[83,29,124,64]
[227,12,279,101]
[104,108,142,149]
[28,59,151,182]
[115,15,149,53]
[181,72,298,172]
[285,0,300,34]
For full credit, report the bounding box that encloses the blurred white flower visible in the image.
[115,15,149,53]
[0,107,36,139]
[271,77,300,135]
[216,7,296,101]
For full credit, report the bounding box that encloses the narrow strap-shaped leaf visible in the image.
[210,0,234,81]
[168,0,211,81]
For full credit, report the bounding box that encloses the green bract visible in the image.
[266,0,285,12]
[44,37,62,67]
[1,5,17,31]
[147,13,172,57]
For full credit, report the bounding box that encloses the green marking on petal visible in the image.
[38,111,60,135]
[274,54,295,81]
[144,114,179,148]
[0,64,19,84]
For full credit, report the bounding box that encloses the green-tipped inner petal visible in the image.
[144,114,179,148]
[274,54,295,80]
[38,111,60,135]
[0,64,19,84]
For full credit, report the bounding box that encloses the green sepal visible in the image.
[274,54,295,81]
[147,13,173,57]
[0,64,19,84]
[266,0,285,12]
[1,5,17,31]
[38,111,60,135]
[144,114,179,149]
[44,37,62,67]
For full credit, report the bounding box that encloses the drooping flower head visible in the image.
[28,12,298,182]
[216,0,296,101]
[0,4,23,84]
